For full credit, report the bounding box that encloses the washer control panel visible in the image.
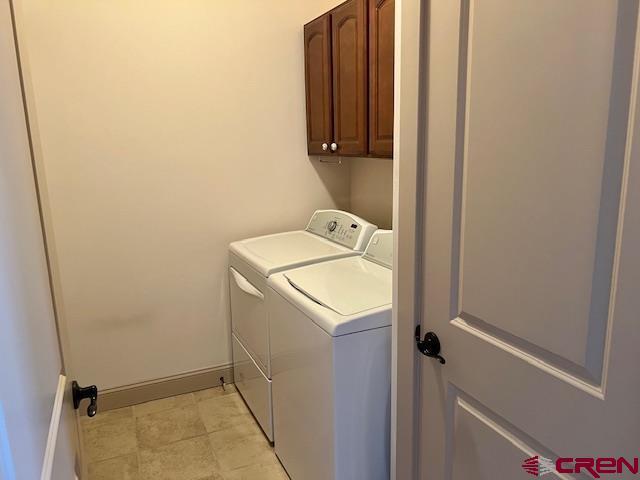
[306,210,377,251]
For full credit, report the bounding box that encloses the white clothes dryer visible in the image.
[228,210,377,441]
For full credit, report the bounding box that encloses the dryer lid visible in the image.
[230,231,354,277]
[284,256,392,316]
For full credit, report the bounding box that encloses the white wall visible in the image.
[349,157,394,229]
[16,0,350,390]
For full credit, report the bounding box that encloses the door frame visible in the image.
[8,0,86,476]
[391,0,426,478]
[9,0,74,375]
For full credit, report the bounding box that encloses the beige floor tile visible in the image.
[82,406,133,429]
[133,393,195,417]
[208,425,276,472]
[138,435,222,480]
[82,387,282,479]
[193,384,237,402]
[136,404,206,449]
[88,453,139,480]
[84,417,137,463]
[197,394,256,433]
[222,460,289,480]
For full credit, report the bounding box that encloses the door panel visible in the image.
[449,392,564,480]
[0,2,78,478]
[369,0,394,157]
[331,0,367,155]
[304,14,333,155]
[418,1,640,478]
[457,0,627,382]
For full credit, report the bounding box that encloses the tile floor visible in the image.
[82,385,289,480]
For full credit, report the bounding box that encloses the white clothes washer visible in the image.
[228,210,377,442]
[268,230,393,480]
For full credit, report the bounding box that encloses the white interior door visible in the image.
[0,1,78,478]
[418,0,640,478]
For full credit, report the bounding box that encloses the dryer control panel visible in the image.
[306,210,377,251]
[363,230,393,269]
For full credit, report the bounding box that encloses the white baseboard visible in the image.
[84,364,234,414]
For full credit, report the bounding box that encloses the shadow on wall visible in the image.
[310,155,394,229]
[347,157,394,229]
[309,156,352,211]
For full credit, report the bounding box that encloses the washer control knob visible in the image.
[327,221,338,232]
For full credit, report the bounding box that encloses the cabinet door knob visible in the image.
[330,142,338,151]
[322,143,328,151]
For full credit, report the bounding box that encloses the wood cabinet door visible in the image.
[368,0,394,157]
[331,0,367,156]
[304,14,333,155]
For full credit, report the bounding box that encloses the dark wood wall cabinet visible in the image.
[304,0,394,158]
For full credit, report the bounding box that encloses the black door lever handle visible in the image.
[415,326,446,364]
[72,381,98,417]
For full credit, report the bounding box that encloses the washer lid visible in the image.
[284,257,392,316]
[230,231,355,277]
